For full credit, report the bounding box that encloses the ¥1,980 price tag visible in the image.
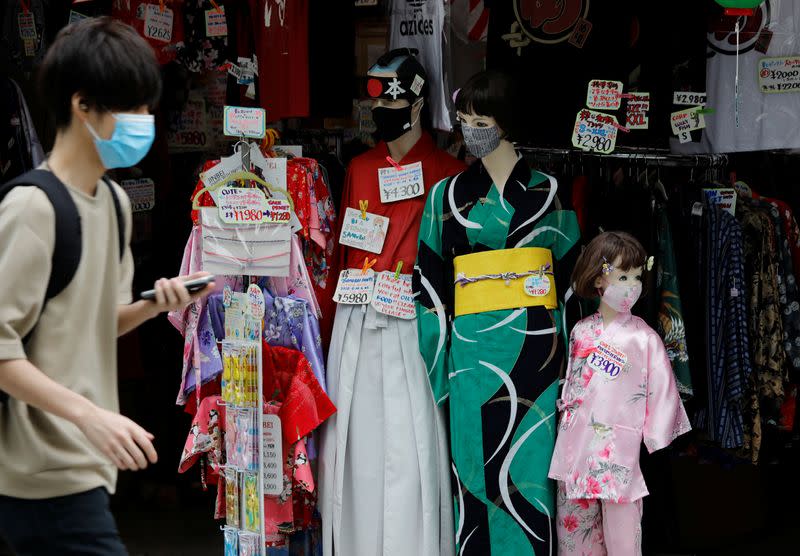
[333,269,375,305]
[261,414,283,496]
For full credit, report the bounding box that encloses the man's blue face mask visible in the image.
[85,113,155,169]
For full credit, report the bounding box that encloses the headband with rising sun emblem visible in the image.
[367,48,428,102]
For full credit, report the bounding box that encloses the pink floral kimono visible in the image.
[549,312,691,555]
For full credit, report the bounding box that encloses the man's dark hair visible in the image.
[38,17,162,130]
[456,70,522,141]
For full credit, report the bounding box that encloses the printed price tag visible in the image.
[333,269,375,305]
[587,342,627,380]
[18,11,36,40]
[167,96,208,152]
[261,414,283,496]
[144,4,174,43]
[586,80,623,111]
[247,284,265,319]
[120,178,155,212]
[22,39,35,57]
[378,161,425,203]
[572,109,619,154]
[371,272,416,320]
[205,6,228,37]
[672,91,707,106]
[625,92,650,130]
[524,274,551,297]
[758,56,800,94]
[703,188,737,216]
[69,10,89,24]
[670,107,706,135]
[218,187,292,225]
[339,207,390,254]
[200,156,242,192]
[223,106,266,139]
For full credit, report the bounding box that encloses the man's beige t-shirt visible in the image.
[0,168,133,499]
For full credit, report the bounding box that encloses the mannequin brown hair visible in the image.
[571,232,648,299]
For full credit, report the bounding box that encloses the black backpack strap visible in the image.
[0,169,82,301]
[101,176,126,261]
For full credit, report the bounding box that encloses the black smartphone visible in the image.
[140,275,216,301]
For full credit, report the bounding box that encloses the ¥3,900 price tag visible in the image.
[572,109,619,154]
[378,161,425,203]
[333,269,375,305]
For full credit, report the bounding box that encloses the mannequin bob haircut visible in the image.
[455,70,522,142]
[38,17,162,130]
[571,231,648,299]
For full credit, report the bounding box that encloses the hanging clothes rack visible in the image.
[517,145,729,169]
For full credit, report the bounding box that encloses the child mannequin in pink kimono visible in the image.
[549,232,691,556]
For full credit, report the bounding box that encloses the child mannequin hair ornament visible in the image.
[571,231,649,299]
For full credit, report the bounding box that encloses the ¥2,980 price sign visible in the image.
[572,109,619,154]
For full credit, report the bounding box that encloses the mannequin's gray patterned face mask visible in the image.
[461,123,502,159]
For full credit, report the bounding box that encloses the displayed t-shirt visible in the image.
[0,167,134,499]
[247,0,310,121]
[674,0,800,153]
[389,0,450,130]
[487,0,637,146]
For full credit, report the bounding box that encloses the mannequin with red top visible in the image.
[319,49,464,556]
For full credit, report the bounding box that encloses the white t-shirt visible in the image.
[675,0,800,153]
[389,0,450,131]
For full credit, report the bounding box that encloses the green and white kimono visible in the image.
[413,159,580,555]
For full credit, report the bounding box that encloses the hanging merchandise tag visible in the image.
[223,106,266,139]
[218,187,291,225]
[378,161,425,203]
[226,62,243,82]
[691,202,704,217]
[587,342,627,380]
[755,28,774,54]
[371,271,416,320]
[572,109,619,154]
[144,3,174,43]
[703,188,737,216]
[678,131,692,144]
[339,207,389,254]
[205,6,228,37]
[120,178,156,212]
[672,91,707,106]
[586,80,624,111]
[333,268,375,305]
[225,310,246,341]
[524,274,551,297]
[242,473,261,532]
[261,414,283,496]
[758,56,800,94]
[245,82,256,100]
[246,283,265,318]
[568,17,592,48]
[18,10,36,41]
[200,155,242,191]
[670,107,706,136]
[69,10,89,24]
[223,285,233,308]
[625,92,650,130]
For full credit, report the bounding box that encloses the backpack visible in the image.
[0,169,125,404]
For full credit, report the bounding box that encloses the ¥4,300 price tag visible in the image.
[572,109,619,154]
[333,269,375,305]
[378,161,425,203]
[144,4,174,43]
[261,414,283,496]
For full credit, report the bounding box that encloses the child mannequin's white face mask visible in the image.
[595,258,643,314]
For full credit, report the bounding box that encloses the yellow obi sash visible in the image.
[453,247,557,317]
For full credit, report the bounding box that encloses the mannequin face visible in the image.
[456,111,504,135]
[593,257,643,293]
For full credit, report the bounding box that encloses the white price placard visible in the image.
[670,107,706,135]
[144,4,173,43]
[586,80,623,111]
[120,178,155,212]
[572,109,619,154]
[261,414,283,496]
[758,56,800,94]
[223,106,266,139]
[371,272,415,320]
[333,269,376,305]
[672,91,707,106]
[378,161,425,203]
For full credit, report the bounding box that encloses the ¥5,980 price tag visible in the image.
[333,269,375,305]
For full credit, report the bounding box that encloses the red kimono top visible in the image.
[337,132,465,273]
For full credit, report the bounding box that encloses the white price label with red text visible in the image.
[144,4,173,43]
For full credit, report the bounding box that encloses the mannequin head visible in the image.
[455,70,521,159]
[572,232,648,312]
[367,48,428,143]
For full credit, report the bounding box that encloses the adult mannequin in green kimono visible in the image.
[414,71,580,555]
